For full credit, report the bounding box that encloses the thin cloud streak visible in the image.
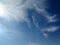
[42,26,60,32]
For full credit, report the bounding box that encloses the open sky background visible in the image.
[0,0,60,45]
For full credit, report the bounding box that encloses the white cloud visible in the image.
[42,26,60,32]
[0,0,59,38]
[0,0,48,28]
[32,5,59,38]
[0,0,58,26]
[1,0,55,30]
[33,2,58,23]
[31,2,59,37]
[41,26,60,38]
[0,0,29,22]
[45,14,58,23]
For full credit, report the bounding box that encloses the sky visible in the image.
[0,0,60,45]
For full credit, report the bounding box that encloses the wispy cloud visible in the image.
[45,14,58,23]
[30,0,59,38]
[43,33,48,38]
[0,0,47,22]
[42,26,60,32]
[41,26,60,38]
[33,2,58,23]
[0,0,28,22]
[0,0,59,39]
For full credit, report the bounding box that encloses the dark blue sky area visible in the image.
[47,0,60,14]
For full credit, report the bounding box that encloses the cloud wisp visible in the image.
[42,26,60,32]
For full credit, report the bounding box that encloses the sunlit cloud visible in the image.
[0,0,27,22]
[0,0,47,23]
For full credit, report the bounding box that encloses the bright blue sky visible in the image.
[0,0,60,45]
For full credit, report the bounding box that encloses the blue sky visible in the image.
[0,0,60,45]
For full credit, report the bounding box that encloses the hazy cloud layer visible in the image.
[0,0,59,38]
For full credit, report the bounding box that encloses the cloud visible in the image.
[31,0,59,38]
[42,26,60,32]
[0,0,59,38]
[43,33,48,38]
[0,0,48,31]
[0,0,58,25]
[33,2,58,23]
[42,26,59,38]
[0,0,28,22]
[0,0,47,21]
[45,14,58,23]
